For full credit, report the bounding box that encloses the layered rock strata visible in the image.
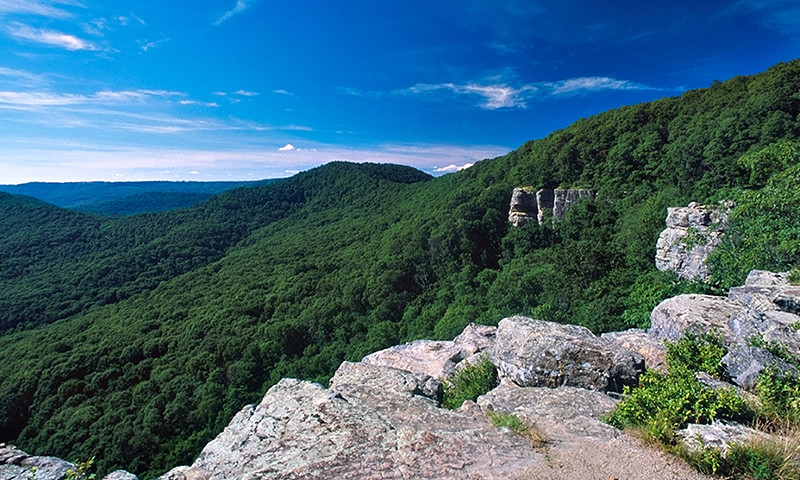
[655,201,730,281]
[508,187,595,226]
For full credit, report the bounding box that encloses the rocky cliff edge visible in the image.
[5,270,800,480]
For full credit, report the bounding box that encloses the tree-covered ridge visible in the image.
[0,59,799,478]
[0,180,270,214]
[0,163,431,332]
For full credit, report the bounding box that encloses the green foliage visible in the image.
[708,142,800,288]
[682,439,800,480]
[65,458,96,480]
[605,333,751,443]
[621,270,713,329]
[441,356,498,410]
[666,331,727,378]
[754,368,800,424]
[485,410,547,448]
[790,268,800,286]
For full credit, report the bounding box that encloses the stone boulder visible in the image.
[601,328,668,372]
[508,187,596,226]
[722,345,798,390]
[677,420,769,457]
[158,362,541,480]
[655,202,729,281]
[490,316,645,392]
[0,444,74,480]
[361,323,495,378]
[648,294,747,343]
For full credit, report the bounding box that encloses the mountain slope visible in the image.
[0,180,267,215]
[0,59,799,478]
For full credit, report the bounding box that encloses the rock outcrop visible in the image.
[361,323,495,378]
[655,201,730,281]
[649,270,800,362]
[490,316,644,392]
[508,187,595,226]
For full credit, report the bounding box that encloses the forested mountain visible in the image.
[1,59,799,478]
[0,180,269,215]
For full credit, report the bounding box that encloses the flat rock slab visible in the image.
[160,363,541,480]
[478,381,620,441]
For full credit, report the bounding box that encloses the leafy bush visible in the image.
[440,355,498,409]
[666,331,727,378]
[755,367,800,425]
[604,333,751,443]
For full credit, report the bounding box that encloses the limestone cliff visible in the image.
[654,201,730,281]
[508,187,595,226]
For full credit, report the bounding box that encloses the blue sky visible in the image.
[0,0,798,183]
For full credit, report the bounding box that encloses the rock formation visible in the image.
[655,201,730,281]
[508,187,595,226]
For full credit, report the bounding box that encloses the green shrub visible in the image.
[755,367,800,425]
[440,355,498,409]
[683,437,800,480]
[666,331,727,378]
[604,333,751,443]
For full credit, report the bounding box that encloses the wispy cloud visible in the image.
[233,89,259,96]
[0,0,75,19]
[179,99,219,108]
[728,0,800,35]
[214,0,258,26]
[271,89,294,96]
[0,66,49,87]
[400,82,537,109]
[7,22,99,51]
[549,77,656,96]
[0,89,183,108]
[394,75,664,110]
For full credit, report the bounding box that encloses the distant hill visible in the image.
[0,59,799,478]
[0,180,273,215]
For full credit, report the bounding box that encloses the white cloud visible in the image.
[278,143,295,151]
[549,77,654,95]
[0,89,184,108]
[0,0,74,18]
[400,82,535,109]
[140,38,169,52]
[233,89,259,96]
[179,99,219,107]
[271,89,294,96]
[433,163,474,173]
[7,22,99,51]
[214,0,258,26]
[399,75,664,109]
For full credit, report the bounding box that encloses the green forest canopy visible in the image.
[1,59,799,478]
